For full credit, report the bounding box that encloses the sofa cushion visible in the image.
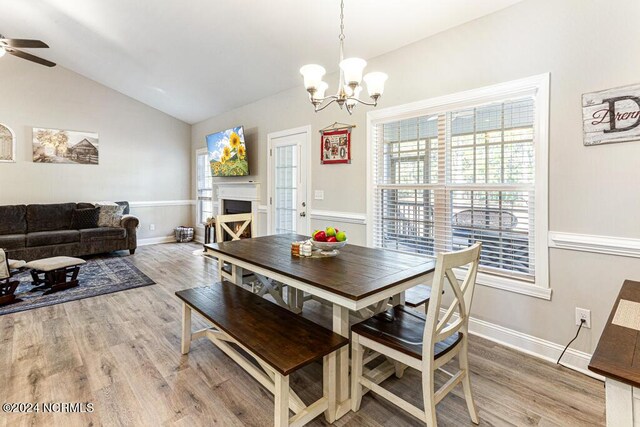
[71,208,100,229]
[96,202,125,228]
[79,227,126,242]
[27,230,80,247]
[77,202,95,210]
[0,205,27,235]
[0,234,26,250]
[26,203,76,233]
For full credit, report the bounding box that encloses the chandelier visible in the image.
[299,0,388,115]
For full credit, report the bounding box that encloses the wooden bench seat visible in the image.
[176,282,349,426]
[404,284,433,308]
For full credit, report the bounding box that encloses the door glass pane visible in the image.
[274,145,298,233]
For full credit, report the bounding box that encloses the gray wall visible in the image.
[192,0,640,355]
[0,58,192,240]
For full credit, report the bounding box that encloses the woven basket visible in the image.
[174,226,194,243]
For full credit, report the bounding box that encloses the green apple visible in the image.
[326,226,336,237]
[336,231,347,242]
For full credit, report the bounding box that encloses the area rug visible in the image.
[0,255,155,316]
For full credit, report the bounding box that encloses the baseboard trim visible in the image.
[309,210,367,225]
[438,308,602,381]
[549,231,640,258]
[469,316,600,379]
[130,200,195,208]
[138,236,175,246]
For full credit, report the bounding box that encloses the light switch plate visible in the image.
[314,190,324,200]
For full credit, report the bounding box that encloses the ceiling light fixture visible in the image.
[300,0,388,115]
[0,46,5,58]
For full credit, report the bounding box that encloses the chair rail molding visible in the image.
[548,231,640,258]
[309,210,367,225]
[130,200,195,208]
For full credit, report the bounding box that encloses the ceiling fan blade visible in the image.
[1,39,49,48]
[6,48,56,67]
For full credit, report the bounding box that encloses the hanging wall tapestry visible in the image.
[33,128,99,164]
[583,83,640,146]
[320,122,353,164]
[0,123,16,162]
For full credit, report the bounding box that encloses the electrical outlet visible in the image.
[575,307,591,329]
[314,190,324,200]
[149,224,155,231]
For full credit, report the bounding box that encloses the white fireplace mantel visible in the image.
[216,181,261,234]
[216,181,261,203]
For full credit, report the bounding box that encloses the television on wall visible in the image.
[206,125,249,177]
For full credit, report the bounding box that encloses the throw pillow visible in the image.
[96,202,125,228]
[71,207,100,229]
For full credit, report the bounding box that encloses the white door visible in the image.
[268,127,310,235]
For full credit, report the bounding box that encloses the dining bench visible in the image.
[176,282,349,427]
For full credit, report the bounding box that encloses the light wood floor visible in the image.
[1,243,605,426]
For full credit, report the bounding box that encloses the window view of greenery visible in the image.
[376,98,535,279]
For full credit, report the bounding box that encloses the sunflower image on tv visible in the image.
[206,126,250,177]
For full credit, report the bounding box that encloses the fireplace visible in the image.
[224,199,251,215]
[222,199,252,240]
[213,182,261,241]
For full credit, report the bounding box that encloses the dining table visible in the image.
[204,233,436,420]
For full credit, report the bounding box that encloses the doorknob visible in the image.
[300,212,306,217]
[302,202,306,207]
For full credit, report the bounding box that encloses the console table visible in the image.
[589,280,640,426]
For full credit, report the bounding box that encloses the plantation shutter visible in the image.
[371,96,536,281]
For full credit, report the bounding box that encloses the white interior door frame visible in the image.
[267,125,312,235]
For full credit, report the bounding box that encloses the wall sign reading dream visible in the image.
[583,83,640,146]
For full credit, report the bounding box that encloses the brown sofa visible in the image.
[0,201,138,262]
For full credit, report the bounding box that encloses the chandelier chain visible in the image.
[339,0,345,41]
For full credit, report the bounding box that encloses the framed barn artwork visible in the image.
[32,128,99,165]
[583,83,640,146]
[320,123,353,164]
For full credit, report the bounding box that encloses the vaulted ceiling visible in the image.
[0,0,523,123]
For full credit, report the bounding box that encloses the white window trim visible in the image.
[366,73,551,300]
[195,147,215,230]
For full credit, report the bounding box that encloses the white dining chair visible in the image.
[351,242,482,426]
[215,213,256,283]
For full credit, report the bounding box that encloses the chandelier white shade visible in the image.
[299,0,388,114]
[0,46,5,58]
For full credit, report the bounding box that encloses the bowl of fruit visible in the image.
[311,227,347,255]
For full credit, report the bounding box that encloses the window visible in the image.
[367,75,549,296]
[196,149,214,226]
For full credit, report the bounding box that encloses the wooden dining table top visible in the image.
[205,233,436,301]
[589,279,640,387]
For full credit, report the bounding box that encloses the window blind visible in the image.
[372,97,536,281]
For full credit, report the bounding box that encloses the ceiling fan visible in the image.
[0,35,56,67]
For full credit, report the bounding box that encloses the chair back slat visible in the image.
[423,243,481,365]
[215,213,255,242]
